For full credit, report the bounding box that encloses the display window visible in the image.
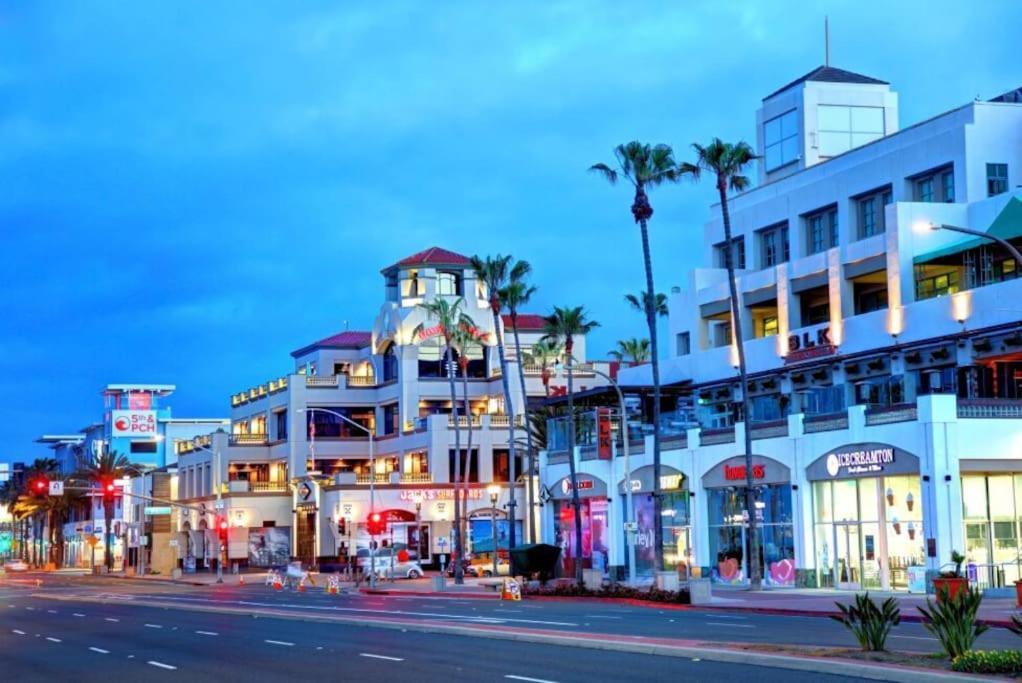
[553,498,608,578]
[962,474,1022,587]
[707,484,795,586]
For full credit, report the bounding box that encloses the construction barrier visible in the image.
[501,578,521,601]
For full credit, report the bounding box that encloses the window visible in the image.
[915,269,960,300]
[274,410,288,441]
[805,206,838,254]
[675,332,690,356]
[759,222,790,267]
[856,186,892,239]
[449,449,479,483]
[437,270,461,296]
[333,362,350,376]
[130,441,158,454]
[988,163,1009,197]
[403,450,428,475]
[712,321,732,348]
[760,316,779,337]
[382,344,398,382]
[764,109,799,171]
[382,403,398,435]
[817,105,885,157]
[912,165,954,203]
[493,449,524,483]
[714,237,745,269]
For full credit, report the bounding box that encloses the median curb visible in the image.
[33,591,987,682]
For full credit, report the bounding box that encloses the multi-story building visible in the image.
[174,247,608,572]
[542,66,1022,593]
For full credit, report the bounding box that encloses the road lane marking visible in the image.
[506,676,558,683]
[89,647,109,654]
[148,661,177,670]
[12,629,25,635]
[196,630,218,636]
[145,623,163,628]
[584,615,622,619]
[104,618,120,622]
[703,614,747,620]
[46,637,62,642]
[47,609,57,613]
[25,606,35,610]
[360,653,404,661]
[73,613,85,617]
[265,640,294,646]
[705,622,754,628]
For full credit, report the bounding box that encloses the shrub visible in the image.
[951,650,1022,674]
[831,592,900,651]
[917,587,988,659]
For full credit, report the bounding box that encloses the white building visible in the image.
[175,247,609,573]
[543,66,1022,592]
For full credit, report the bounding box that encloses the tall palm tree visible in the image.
[415,297,473,584]
[625,291,669,319]
[26,458,58,566]
[591,141,684,572]
[609,338,651,365]
[542,305,599,586]
[500,270,540,544]
[471,254,528,564]
[76,448,130,571]
[523,339,562,398]
[451,320,484,544]
[680,138,761,588]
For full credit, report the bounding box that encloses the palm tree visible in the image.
[523,339,562,398]
[499,267,540,544]
[609,338,651,365]
[680,137,761,588]
[451,319,484,544]
[625,291,668,318]
[591,141,684,573]
[471,254,528,564]
[76,448,131,571]
[416,297,473,584]
[25,458,58,566]
[542,305,599,586]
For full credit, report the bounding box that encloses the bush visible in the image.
[917,587,989,659]
[523,582,690,604]
[831,592,900,651]
[951,650,1022,674]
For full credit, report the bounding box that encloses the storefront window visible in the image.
[553,498,608,578]
[961,474,1022,587]
[628,491,691,578]
[707,484,794,586]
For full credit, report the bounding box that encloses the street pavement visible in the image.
[2,571,1011,681]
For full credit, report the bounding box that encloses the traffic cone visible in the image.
[298,579,305,593]
[239,575,245,586]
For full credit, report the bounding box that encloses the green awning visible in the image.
[914,196,1022,264]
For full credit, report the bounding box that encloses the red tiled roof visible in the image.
[291,330,371,357]
[502,313,547,331]
[383,247,471,272]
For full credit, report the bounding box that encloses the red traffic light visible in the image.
[219,519,228,531]
[367,512,385,535]
[34,478,47,492]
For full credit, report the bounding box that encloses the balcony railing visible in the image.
[957,399,1022,419]
[489,415,526,428]
[750,419,789,440]
[400,472,432,484]
[803,412,849,434]
[864,403,918,426]
[306,375,339,388]
[355,473,391,484]
[249,481,289,493]
[229,433,268,446]
[448,415,482,427]
[232,376,288,406]
[348,375,376,387]
[700,427,735,446]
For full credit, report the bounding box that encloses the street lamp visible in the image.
[555,360,637,584]
[175,438,224,584]
[487,484,501,577]
[297,407,377,587]
[921,221,1022,265]
[411,491,424,563]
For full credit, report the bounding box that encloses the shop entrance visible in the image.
[295,506,315,565]
[835,522,862,589]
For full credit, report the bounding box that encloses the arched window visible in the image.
[382,343,398,382]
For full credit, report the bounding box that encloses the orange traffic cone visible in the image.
[298,579,305,593]
[239,575,245,586]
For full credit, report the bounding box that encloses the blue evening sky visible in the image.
[3,2,1020,463]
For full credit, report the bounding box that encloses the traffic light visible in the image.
[337,517,347,536]
[217,517,229,543]
[101,478,117,501]
[30,477,48,497]
[367,512,384,536]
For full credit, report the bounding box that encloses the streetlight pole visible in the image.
[298,407,377,588]
[175,439,224,584]
[487,484,500,577]
[929,222,1022,265]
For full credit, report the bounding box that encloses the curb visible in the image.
[359,588,496,599]
[33,591,983,682]
[688,603,1015,630]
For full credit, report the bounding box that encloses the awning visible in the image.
[914,196,1022,264]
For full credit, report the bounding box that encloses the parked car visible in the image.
[358,555,425,579]
[3,559,29,572]
[469,558,510,577]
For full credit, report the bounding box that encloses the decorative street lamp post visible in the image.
[487,484,501,577]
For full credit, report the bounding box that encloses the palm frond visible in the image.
[588,163,618,184]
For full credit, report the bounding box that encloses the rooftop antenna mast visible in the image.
[824,16,830,66]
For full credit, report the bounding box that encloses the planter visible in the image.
[933,576,968,603]
[1015,580,1022,608]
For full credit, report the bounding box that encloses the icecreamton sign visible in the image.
[111,410,158,437]
[807,443,920,481]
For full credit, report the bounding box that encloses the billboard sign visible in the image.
[111,410,158,437]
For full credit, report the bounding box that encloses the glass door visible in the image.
[835,522,862,590]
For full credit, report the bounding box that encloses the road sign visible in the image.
[214,500,225,510]
[144,506,172,516]
[48,481,64,496]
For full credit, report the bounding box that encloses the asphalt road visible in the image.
[0,585,868,683]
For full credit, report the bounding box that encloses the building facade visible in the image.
[543,67,1022,592]
[174,247,608,573]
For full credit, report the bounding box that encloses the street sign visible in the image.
[144,506,172,516]
[48,481,64,496]
[214,500,225,510]
[623,522,638,533]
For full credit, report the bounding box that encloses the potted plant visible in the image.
[933,550,968,603]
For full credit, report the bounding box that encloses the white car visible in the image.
[3,559,29,572]
[358,556,425,579]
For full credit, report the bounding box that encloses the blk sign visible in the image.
[785,326,837,364]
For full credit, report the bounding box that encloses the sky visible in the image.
[2,1,1021,463]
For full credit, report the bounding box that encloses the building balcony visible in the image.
[957,399,1022,419]
[232,376,288,406]
[352,472,433,485]
[227,479,288,493]
[863,403,918,426]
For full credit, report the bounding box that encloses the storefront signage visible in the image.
[416,323,490,343]
[111,410,158,437]
[561,478,593,495]
[784,326,837,365]
[398,488,482,501]
[618,466,687,495]
[702,455,790,489]
[806,443,920,481]
[597,408,612,460]
[550,474,607,501]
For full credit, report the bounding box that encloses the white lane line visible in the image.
[584,615,622,619]
[360,653,404,661]
[46,637,62,643]
[704,622,754,628]
[195,630,219,636]
[12,629,25,635]
[73,613,86,617]
[89,647,110,654]
[104,617,120,622]
[148,661,177,670]
[145,624,163,629]
[47,609,57,614]
[891,635,937,641]
[506,676,558,683]
[25,606,35,611]
[703,614,747,620]
[265,639,294,647]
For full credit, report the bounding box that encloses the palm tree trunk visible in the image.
[718,179,761,590]
[445,343,464,585]
[565,336,584,587]
[490,307,518,565]
[637,209,664,573]
[511,318,537,544]
[104,498,114,571]
[460,363,472,555]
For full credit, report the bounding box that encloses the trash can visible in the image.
[656,570,679,592]
[689,578,712,605]
[432,575,446,592]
